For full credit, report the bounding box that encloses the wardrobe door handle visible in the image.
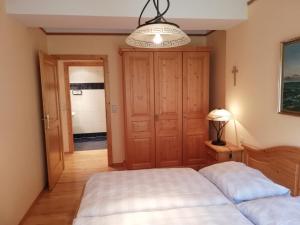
[154,114,159,121]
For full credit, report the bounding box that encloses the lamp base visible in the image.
[212,140,227,146]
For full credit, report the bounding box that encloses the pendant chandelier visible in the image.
[126,0,191,48]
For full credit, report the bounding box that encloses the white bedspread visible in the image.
[76,168,231,217]
[74,205,253,225]
[237,196,300,225]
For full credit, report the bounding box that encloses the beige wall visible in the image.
[207,31,227,109]
[47,35,207,163]
[207,31,227,139]
[225,0,300,147]
[0,0,47,224]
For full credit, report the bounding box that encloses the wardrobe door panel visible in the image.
[123,52,155,169]
[154,52,183,167]
[183,52,209,168]
[127,138,154,169]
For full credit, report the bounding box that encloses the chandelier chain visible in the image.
[138,0,170,27]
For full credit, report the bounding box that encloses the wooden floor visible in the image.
[21,150,123,225]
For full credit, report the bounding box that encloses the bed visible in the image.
[74,205,253,225]
[73,145,300,225]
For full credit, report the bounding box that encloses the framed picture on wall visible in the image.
[279,37,300,115]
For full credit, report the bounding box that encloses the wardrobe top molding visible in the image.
[119,47,212,55]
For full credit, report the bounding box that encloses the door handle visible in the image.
[154,114,159,121]
[46,114,50,129]
[42,114,50,129]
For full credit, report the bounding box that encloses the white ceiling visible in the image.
[5,0,248,34]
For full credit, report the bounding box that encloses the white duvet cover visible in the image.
[74,205,253,225]
[237,196,300,225]
[76,168,231,218]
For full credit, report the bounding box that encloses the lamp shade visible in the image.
[207,109,232,122]
[126,23,191,48]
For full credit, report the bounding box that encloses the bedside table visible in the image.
[205,141,244,163]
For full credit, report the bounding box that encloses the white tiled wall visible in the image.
[69,66,107,134]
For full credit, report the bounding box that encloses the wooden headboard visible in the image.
[243,145,300,196]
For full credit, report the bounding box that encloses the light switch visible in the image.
[111,105,118,113]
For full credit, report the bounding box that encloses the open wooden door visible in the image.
[39,52,64,190]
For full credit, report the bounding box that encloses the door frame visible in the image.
[53,55,113,166]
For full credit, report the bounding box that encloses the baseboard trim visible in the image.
[110,161,125,168]
[18,187,46,225]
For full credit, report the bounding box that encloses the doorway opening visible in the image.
[57,55,113,165]
[39,53,113,190]
[68,62,107,151]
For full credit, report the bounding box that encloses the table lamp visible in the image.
[207,109,232,146]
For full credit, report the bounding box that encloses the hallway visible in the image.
[21,150,122,225]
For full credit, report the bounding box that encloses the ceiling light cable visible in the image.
[126,0,191,48]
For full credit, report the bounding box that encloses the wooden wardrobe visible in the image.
[120,47,210,170]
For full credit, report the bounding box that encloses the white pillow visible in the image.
[199,161,290,203]
[237,196,300,225]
